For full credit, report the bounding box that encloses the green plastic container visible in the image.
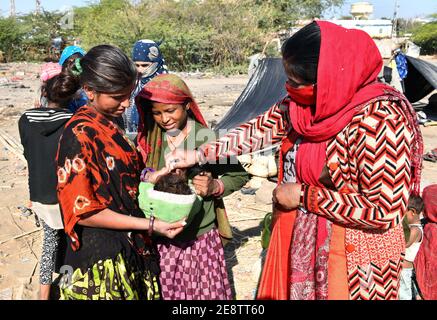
[138,182,202,225]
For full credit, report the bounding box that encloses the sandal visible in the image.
[423,151,437,163]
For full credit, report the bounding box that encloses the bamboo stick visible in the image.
[0,133,26,162]
[0,228,41,245]
[0,130,23,151]
[229,217,265,223]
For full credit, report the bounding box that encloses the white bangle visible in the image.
[196,149,207,165]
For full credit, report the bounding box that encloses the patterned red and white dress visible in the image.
[198,96,414,300]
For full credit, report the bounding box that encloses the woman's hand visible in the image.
[192,172,219,197]
[165,149,199,170]
[272,183,301,210]
[153,219,186,239]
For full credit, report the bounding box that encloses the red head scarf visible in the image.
[135,74,207,167]
[290,21,422,194]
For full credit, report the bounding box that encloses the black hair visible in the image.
[62,52,83,69]
[281,21,321,85]
[41,75,71,108]
[52,45,137,103]
[407,195,424,214]
[154,172,193,195]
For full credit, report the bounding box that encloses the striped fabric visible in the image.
[200,98,414,300]
[24,109,73,123]
[323,98,412,300]
[201,102,289,158]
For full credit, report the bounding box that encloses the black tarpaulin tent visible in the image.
[214,58,287,132]
[404,56,437,103]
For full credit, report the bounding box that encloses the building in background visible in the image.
[350,1,374,20]
[329,19,393,39]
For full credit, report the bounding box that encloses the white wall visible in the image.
[329,20,393,38]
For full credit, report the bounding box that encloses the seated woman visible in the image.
[135,74,250,300]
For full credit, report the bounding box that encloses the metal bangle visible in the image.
[148,215,155,237]
[141,167,156,182]
[196,148,207,165]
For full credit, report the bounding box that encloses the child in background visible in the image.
[36,62,62,107]
[123,39,168,137]
[399,195,425,300]
[58,46,88,113]
[19,71,74,300]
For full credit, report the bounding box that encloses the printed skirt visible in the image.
[59,253,160,300]
[157,228,232,300]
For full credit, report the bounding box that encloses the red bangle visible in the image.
[148,215,155,237]
[305,186,320,213]
[212,179,225,197]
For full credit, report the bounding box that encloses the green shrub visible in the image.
[412,21,437,55]
[0,18,25,62]
[0,0,345,74]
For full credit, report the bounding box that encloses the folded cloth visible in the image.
[40,62,62,82]
[31,202,64,230]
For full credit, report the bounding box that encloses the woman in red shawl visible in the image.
[166,21,423,300]
[135,74,250,300]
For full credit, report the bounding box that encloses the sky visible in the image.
[326,0,437,19]
[0,0,436,19]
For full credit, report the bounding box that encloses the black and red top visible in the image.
[56,105,153,272]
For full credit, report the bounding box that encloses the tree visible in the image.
[0,0,347,72]
[20,10,71,61]
[396,18,423,36]
[0,17,24,62]
[412,20,437,55]
[72,0,269,72]
[254,0,344,30]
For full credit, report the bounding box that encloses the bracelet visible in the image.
[299,184,307,208]
[212,179,225,197]
[141,167,156,182]
[306,186,320,213]
[196,148,207,166]
[148,214,155,237]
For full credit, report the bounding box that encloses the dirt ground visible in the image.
[0,61,436,300]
